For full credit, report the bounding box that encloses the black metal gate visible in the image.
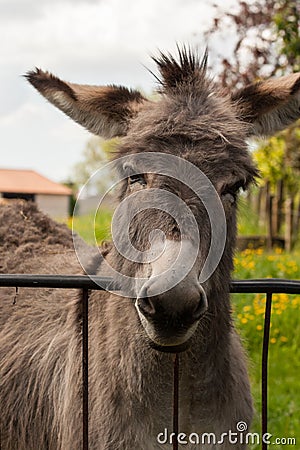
[0,274,300,450]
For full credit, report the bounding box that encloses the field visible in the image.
[233,248,300,449]
[69,210,300,449]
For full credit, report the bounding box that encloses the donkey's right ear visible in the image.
[25,69,147,139]
[232,72,300,136]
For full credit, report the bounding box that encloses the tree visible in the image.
[274,2,300,73]
[73,136,118,195]
[206,0,300,88]
[207,0,300,248]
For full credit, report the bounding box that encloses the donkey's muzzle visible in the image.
[136,279,207,346]
[137,287,206,323]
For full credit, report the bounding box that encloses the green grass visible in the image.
[236,201,300,450]
[237,197,267,236]
[233,248,300,448]
[69,208,112,245]
[67,212,300,448]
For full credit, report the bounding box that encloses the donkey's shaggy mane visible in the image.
[151,46,209,92]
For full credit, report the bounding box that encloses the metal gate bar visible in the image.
[1,274,299,293]
[0,274,116,290]
[1,274,300,450]
[82,288,89,450]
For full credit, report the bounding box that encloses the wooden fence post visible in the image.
[285,197,293,252]
[266,194,273,250]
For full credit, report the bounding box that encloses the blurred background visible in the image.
[1,0,300,447]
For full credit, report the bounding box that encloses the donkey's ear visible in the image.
[232,73,300,136]
[26,69,146,139]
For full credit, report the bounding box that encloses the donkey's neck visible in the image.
[88,282,232,436]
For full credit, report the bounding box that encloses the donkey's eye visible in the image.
[128,174,146,186]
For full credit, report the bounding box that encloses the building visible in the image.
[0,168,72,219]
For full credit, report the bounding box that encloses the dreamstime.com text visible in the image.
[157,422,296,446]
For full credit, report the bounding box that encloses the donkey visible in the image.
[1,48,300,450]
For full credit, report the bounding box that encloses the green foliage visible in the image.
[253,123,300,196]
[253,137,285,189]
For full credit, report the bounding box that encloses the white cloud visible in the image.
[0,101,89,181]
[0,0,100,20]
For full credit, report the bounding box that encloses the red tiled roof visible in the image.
[0,169,72,196]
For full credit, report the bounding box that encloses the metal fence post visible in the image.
[262,292,272,450]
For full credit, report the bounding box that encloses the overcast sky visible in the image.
[0,0,238,183]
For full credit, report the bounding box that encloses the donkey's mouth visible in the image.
[148,338,192,353]
[138,312,200,353]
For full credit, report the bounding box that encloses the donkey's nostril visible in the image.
[137,280,207,329]
[137,297,156,318]
[191,291,208,321]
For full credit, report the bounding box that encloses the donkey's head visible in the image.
[27,48,300,350]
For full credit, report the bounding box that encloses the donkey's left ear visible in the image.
[26,69,147,139]
[232,73,300,136]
